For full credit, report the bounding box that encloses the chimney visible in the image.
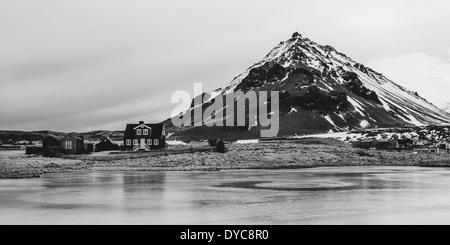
[139,121,144,125]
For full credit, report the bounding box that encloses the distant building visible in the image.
[43,136,61,147]
[437,140,450,154]
[411,139,427,146]
[373,139,399,150]
[375,140,390,149]
[413,145,429,153]
[123,121,166,151]
[32,141,43,146]
[84,140,97,154]
[26,136,63,156]
[398,139,414,148]
[420,141,450,154]
[354,139,374,149]
[388,139,399,149]
[61,135,85,155]
[95,137,121,152]
[15,140,30,145]
[370,139,379,149]
[428,144,440,154]
[412,143,442,154]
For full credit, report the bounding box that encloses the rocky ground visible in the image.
[2,139,450,179]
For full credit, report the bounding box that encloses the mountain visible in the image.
[165,33,450,141]
[443,103,450,113]
[0,130,124,143]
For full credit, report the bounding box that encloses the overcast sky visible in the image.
[1,0,450,132]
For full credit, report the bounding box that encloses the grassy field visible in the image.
[0,150,89,179]
[93,139,450,172]
[1,139,450,179]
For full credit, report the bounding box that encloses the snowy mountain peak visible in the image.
[292,32,302,38]
[167,33,450,139]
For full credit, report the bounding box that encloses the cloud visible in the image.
[1,0,450,131]
[367,52,450,109]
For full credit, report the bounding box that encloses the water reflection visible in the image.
[124,172,165,189]
[1,167,450,224]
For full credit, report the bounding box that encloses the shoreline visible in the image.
[2,140,450,179]
[3,163,449,180]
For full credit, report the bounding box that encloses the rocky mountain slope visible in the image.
[166,33,450,140]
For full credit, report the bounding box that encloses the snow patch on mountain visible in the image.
[347,97,365,116]
[324,115,338,128]
[360,120,369,128]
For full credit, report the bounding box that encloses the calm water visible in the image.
[1,167,450,225]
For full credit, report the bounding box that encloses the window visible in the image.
[126,139,131,146]
[154,139,159,146]
[65,141,72,150]
[133,139,138,145]
[143,129,149,135]
[136,129,142,135]
[147,139,152,145]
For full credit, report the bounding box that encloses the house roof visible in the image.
[84,140,99,144]
[437,140,450,145]
[133,124,152,130]
[361,139,374,143]
[62,135,84,141]
[99,136,114,142]
[411,139,428,144]
[112,141,124,146]
[398,138,413,142]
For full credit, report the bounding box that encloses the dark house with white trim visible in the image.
[123,121,166,151]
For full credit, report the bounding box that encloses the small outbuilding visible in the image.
[428,144,440,154]
[388,139,399,149]
[375,140,390,149]
[398,139,414,148]
[84,140,97,154]
[43,136,61,147]
[356,139,374,149]
[95,137,121,152]
[411,139,427,146]
[61,135,84,155]
[437,140,450,154]
[413,145,429,153]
